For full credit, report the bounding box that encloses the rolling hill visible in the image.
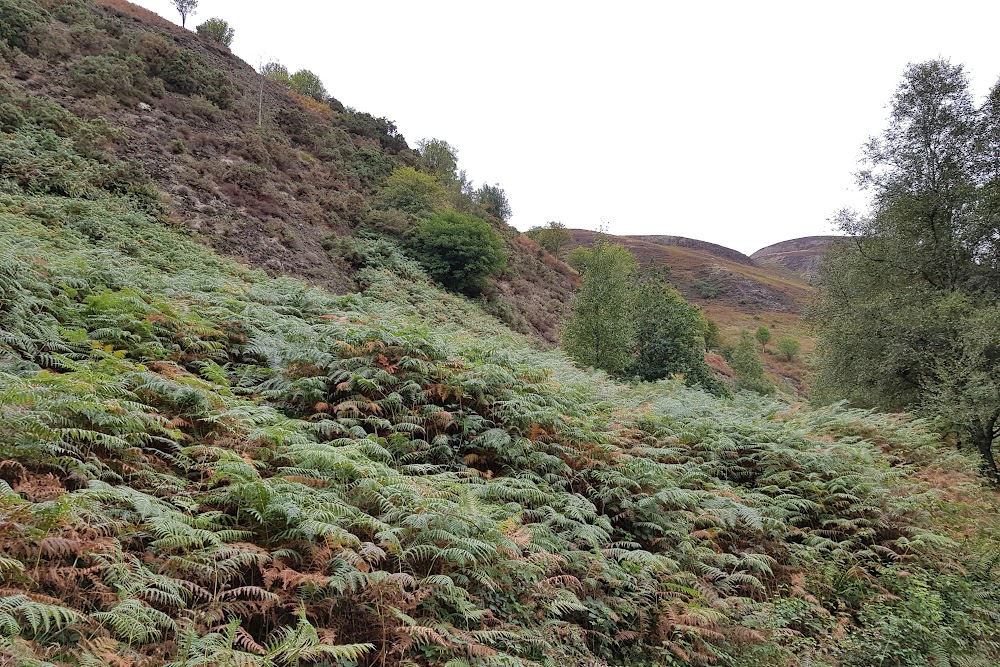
[751,235,841,279]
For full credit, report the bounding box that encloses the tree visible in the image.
[630,271,723,393]
[195,18,234,47]
[561,242,638,375]
[700,313,722,351]
[289,69,327,102]
[416,138,459,183]
[411,211,509,295]
[171,0,197,27]
[526,221,572,257]
[776,337,800,361]
[813,59,1000,475]
[376,167,447,218]
[754,325,771,351]
[474,183,512,221]
[726,330,773,394]
[261,61,290,85]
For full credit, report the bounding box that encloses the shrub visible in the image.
[195,17,233,47]
[692,277,726,298]
[376,167,447,217]
[525,221,571,256]
[0,0,46,53]
[474,182,512,221]
[776,337,801,361]
[342,109,407,152]
[411,211,509,295]
[362,209,414,236]
[630,275,725,394]
[289,69,326,102]
[157,49,232,108]
[755,324,772,351]
[69,53,141,99]
[726,330,774,394]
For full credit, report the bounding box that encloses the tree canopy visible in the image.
[170,0,197,27]
[814,59,1000,475]
[411,211,509,295]
[195,17,234,47]
[289,69,327,102]
[561,242,638,375]
[526,221,572,257]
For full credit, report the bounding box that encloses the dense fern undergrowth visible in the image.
[2,54,1000,667]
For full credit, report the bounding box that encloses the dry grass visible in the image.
[95,0,181,30]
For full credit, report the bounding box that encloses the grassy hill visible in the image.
[1,2,1000,666]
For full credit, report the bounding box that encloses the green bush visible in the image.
[0,0,46,53]
[692,277,726,298]
[411,211,509,295]
[157,49,232,108]
[629,275,724,393]
[69,53,134,98]
[776,336,801,361]
[726,329,774,394]
[195,17,234,47]
[289,69,327,102]
[375,167,447,217]
[755,324,772,350]
[525,221,571,256]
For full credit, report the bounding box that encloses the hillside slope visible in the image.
[1,0,577,342]
[2,88,1000,665]
[2,4,1000,666]
[751,235,841,279]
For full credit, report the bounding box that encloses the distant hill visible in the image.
[751,235,842,279]
[625,234,755,266]
[567,230,814,314]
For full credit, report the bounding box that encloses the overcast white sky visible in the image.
[135,0,1000,254]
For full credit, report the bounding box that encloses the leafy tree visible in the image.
[474,183,512,221]
[813,59,1000,475]
[261,60,290,85]
[630,271,723,393]
[776,337,800,361]
[289,69,327,102]
[726,330,773,394]
[195,18,234,47]
[700,313,722,351]
[411,211,509,295]
[416,138,459,182]
[375,167,448,218]
[755,325,771,351]
[561,242,638,375]
[526,221,572,257]
[170,0,197,27]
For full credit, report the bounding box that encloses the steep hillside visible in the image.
[751,235,841,279]
[0,0,576,342]
[3,4,1000,666]
[2,87,1000,666]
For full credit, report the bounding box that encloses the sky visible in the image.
[134,0,1000,254]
